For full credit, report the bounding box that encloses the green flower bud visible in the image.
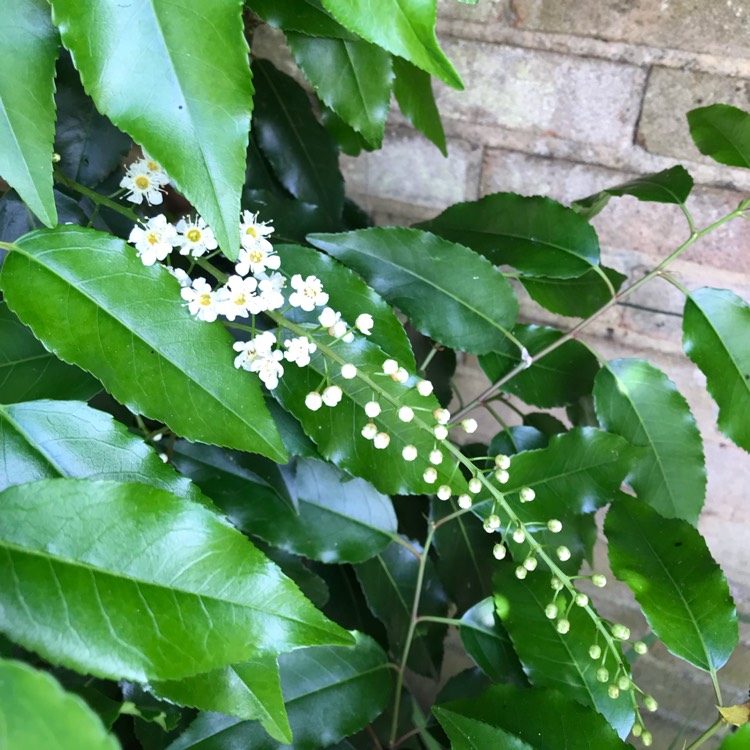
[611,623,630,640]
[592,573,607,587]
[617,675,631,691]
[547,518,563,533]
[634,641,648,655]
[643,695,658,712]
[519,486,535,503]
[575,593,589,607]
[545,603,558,619]
[641,730,653,747]
[588,644,602,660]
[492,543,507,560]
[596,667,609,683]
[523,556,538,571]
[556,618,570,634]
[515,566,528,580]
[608,685,620,700]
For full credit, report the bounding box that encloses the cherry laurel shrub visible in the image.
[0,2,748,749]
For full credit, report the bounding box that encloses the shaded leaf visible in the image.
[436,709,535,750]
[489,426,548,456]
[50,0,254,258]
[320,0,462,89]
[0,0,58,226]
[434,684,631,749]
[520,266,626,319]
[573,166,693,221]
[408,327,457,408]
[0,478,351,682]
[593,359,706,524]
[356,540,449,678]
[249,0,356,39]
[0,658,119,750]
[309,227,518,354]
[688,103,750,169]
[320,105,374,157]
[605,497,738,673]
[493,569,635,738]
[683,287,750,452]
[0,303,99,403]
[286,33,393,147]
[0,226,286,460]
[523,412,568,437]
[393,57,447,155]
[479,325,599,408]
[260,545,330,609]
[416,193,600,279]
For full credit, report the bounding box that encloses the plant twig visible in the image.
[684,716,726,750]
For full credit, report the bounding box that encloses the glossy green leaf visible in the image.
[437,709,535,750]
[167,632,391,750]
[434,684,631,750]
[606,498,738,672]
[718,725,750,749]
[261,546,330,609]
[459,598,527,685]
[274,332,468,496]
[0,303,99,403]
[0,478,351,682]
[320,105,373,157]
[683,288,750,452]
[489,425,548,456]
[393,57,447,155]
[253,59,344,225]
[249,0,356,39]
[520,266,626,319]
[593,359,706,524]
[0,659,119,750]
[276,243,416,369]
[54,53,131,189]
[50,0,254,258]
[320,0,462,89]
[286,33,393,147]
[416,193,600,279]
[409,327,457,408]
[493,569,635,738]
[479,325,599,408]
[0,226,286,461]
[309,228,518,354]
[154,656,291,744]
[356,540,449,678]
[688,104,750,168]
[0,0,58,227]
[0,400,205,505]
[572,166,693,221]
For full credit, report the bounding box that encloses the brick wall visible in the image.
[256,5,750,745]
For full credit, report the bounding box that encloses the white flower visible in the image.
[140,151,170,185]
[493,543,506,560]
[398,406,414,423]
[495,469,510,484]
[355,313,373,335]
[382,359,398,375]
[176,215,218,257]
[305,392,323,411]
[365,401,381,418]
[437,485,451,501]
[257,274,285,311]
[318,307,338,328]
[181,277,224,322]
[495,454,511,470]
[239,210,274,249]
[322,385,343,407]
[433,408,450,425]
[219,275,263,321]
[289,274,329,312]
[520,347,533,369]
[250,350,284,390]
[512,528,525,543]
[468,478,482,493]
[341,363,357,379]
[361,422,378,439]
[402,445,418,461]
[416,380,433,397]
[128,214,179,266]
[519,487,536,503]
[461,418,478,434]
[120,159,166,205]
[434,425,448,441]
[394,367,409,383]
[373,432,390,449]
[166,266,192,287]
[423,467,438,484]
[236,242,280,277]
[284,336,317,367]
[457,494,472,509]
[429,449,443,465]
[556,546,571,562]
[332,320,354,343]
[547,519,563,533]
[232,331,276,370]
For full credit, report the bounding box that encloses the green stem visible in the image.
[452,198,750,422]
[0,241,15,252]
[684,716,726,750]
[54,169,140,223]
[416,614,462,627]
[418,346,439,375]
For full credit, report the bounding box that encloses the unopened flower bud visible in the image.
[398,405,414,422]
[617,676,631,691]
[52,152,61,163]
[608,685,620,700]
[402,445,418,461]
[575,593,589,607]
[305,391,323,411]
[545,604,558,619]
[433,424,448,440]
[523,556,538,571]
[468,477,482,493]
[487,514,501,530]
[556,618,570,634]
[495,469,510,484]
[461,418,478,434]
[596,667,609,683]
[634,641,648,655]
[340,363,357,379]
[416,379,433,396]
[483,519,495,533]
[643,695,658,712]
[515,566,527,580]
[641,730,653,747]
[373,431,390,449]
[631,724,642,738]
[382,359,398,375]
[394,367,409,383]
[512,528,525,543]
[611,624,630,641]
[551,577,563,591]
[429,449,443,465]
[364,400,381,418]
[423,467,438,484]
[495,454,511,470]
[457,494,472,509]
[592,574,607,588]
[355,313,373,335]
[437,485,451,501]
[322,385,343,406]
[433,408,450,425]
[556,546,571,562]
[589,644,602,660]
[493,543,507,560]
[519,487,536,503]
[547,519,562,533]
[361,422,377,440]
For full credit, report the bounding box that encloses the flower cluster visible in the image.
[120,152,170,205]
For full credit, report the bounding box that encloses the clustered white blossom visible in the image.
[120,152,170,205]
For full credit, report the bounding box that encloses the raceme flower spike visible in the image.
[128,214,179,266]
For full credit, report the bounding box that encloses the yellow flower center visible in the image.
[248,249,263,263]
[135,175,150,190]
[198,293,212,307]
[245,226,258,238]
[234,293,246,305]
[186,228,201,243]
[146,231,159,245]
[147,160,160,171]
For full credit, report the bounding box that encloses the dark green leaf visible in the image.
[320,105,373,157]
[489,426,548,456]
[572,166,693,221]
[0,0,58,226]
[493,570,635,738]
[605,498,738,672]
[0,659,119,750]
[286,33,393,147]
[408,328,457,408]
[434,684,632,749]
[683,287,750,452]
[0,400,206,505]
[260,546,330,609]
[54,53,132,188]
[274,332,469,496]
[167,632,391,750]
[688,103,750,169]
[520,266,626,319]
[459,598,527,685]
[479,325,599,408]
[154,656,291,744]
[276,243,416,369]
[435,668,492,705]
[50,0,254,258]
[0,303,99,403]
[593,359,706,524]
[436,709,534,750]
[266,398,319,459]
[522,412,568,437]
[309,228,518,354]
[356,540,449,678]
[252,59,344,225]
[416,193,600,279]
[0,478,351,682]
[320,0,462,89]
[249,0,356,39]
[242,188,333,243]
[0,227,286,461]
[393,57,447,155]
[566,394,599,428]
